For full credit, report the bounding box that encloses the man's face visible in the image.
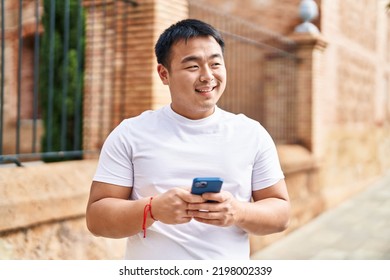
[157,36,227,120]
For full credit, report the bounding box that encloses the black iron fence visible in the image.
[0,0,86,165]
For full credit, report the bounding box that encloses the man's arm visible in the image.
[187,179,290,235]
[86,181,206,238]
[86,181,150,238]
[237,179,290,235]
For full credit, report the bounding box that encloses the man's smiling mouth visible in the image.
[195,86,216,93]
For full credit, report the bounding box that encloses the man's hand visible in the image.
[185,179,290,236]
[186,191,242,227]
[152,188,207,224]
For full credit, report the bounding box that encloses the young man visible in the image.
[86,19,290,259]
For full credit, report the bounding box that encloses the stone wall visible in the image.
[317,0,390,208]
[0,160,126,259]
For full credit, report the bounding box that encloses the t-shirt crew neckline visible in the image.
[164,104,222,125]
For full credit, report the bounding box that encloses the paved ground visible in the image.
[252,171,390,260]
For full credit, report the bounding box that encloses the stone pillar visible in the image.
[82,0,188,155]
[262,51,298,144]
[289,0,327,154]
[151,0,189,109]
[289,33,327,153]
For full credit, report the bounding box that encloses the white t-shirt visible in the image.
[93,105,284,259]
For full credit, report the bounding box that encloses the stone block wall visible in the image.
[0,160,125,259]
[317,0,390,207]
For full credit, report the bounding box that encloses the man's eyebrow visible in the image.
[181,53,222,64]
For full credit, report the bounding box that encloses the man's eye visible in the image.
[186,65,199,69]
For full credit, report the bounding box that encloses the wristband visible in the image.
[142,197,157,238]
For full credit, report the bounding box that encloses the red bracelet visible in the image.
[142,197,157,238]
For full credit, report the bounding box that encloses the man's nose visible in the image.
[199,67,214,82]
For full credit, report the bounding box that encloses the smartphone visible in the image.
[191,177,223,195]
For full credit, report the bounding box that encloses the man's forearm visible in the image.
[235,198,290,235]
[86,197,154,238]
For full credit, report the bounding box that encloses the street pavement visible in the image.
[251,171,390,260]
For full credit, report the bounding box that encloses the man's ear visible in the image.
[157,64,169,85]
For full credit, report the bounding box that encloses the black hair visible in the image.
[154,19,225,68]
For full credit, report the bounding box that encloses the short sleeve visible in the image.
[93,121,134,187]
[251,125,284,191]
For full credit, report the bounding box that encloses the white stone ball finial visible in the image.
[295,0,320,34]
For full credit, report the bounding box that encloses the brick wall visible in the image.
[83,0,187,153]
[1,0,44,156]
[318,0,390,207]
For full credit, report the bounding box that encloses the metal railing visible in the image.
[0,0,86,166]
[0,0,139,166]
